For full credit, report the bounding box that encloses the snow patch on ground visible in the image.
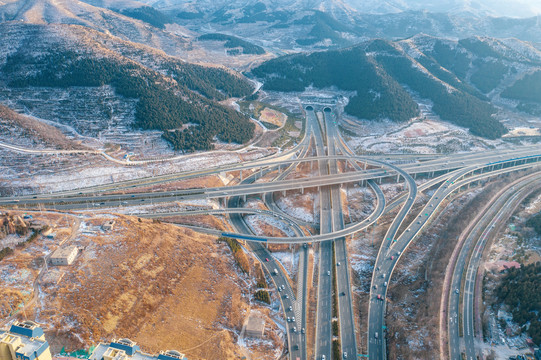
[271,251,299,278]
[275,194,314,223]
[245,215,295,237]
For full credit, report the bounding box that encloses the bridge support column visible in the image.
[378,177,382,184]
[364,162,367,170]
[301,187,304,194]
[396,174,400,182]
[243,194,246,202]
[240,171,243,181]
[283,190,286,197]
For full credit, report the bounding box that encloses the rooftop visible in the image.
[0,321,50,360]
[51,245,78,259]
[90,339,187,360]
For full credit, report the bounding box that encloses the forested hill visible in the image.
[251,35,541,139]
[0,23,255,152]
[496,262,541,346]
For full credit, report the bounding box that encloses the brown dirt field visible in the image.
[1,213,282,359]
[0,105,86,150]
[162,214,227,231]
[259,108,287,127]
[253,130,281,148]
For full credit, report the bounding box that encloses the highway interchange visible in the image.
[2,104,541,360]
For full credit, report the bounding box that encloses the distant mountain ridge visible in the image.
[153,1,541,49]
[141,0,541,18]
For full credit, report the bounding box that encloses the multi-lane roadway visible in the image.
[3,104,541,360]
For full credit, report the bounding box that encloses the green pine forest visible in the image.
[2,51,255,152]
[251,38,509,139]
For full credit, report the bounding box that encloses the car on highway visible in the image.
[287,317,290,322]
[377,294,382,300]
[455,289,459,294]
[375,332,379,339]
[327,270,331,276]
[337,262,341,266]
[301,328,305,334]
[374,284,377,289]
[284,294,289,299]
[341,291,346,296]
[391,256,394,260]
[288,306,293,311]
[343,352,347,358]
[278,287,282,292]
[293,326,297,333]
[322,355,325,360]
[384,281,388,287]
[265,258,269,261]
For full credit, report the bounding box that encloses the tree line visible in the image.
[198,33,265,55]
[495,262,541,346]
[526,212,541,235]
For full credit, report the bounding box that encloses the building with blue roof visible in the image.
[0,321,52,360]
[89,339,187,360]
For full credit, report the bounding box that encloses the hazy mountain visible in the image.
[143,0,541,18]
[145,0,541,50]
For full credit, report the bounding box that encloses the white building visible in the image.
[50,245,78,266]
